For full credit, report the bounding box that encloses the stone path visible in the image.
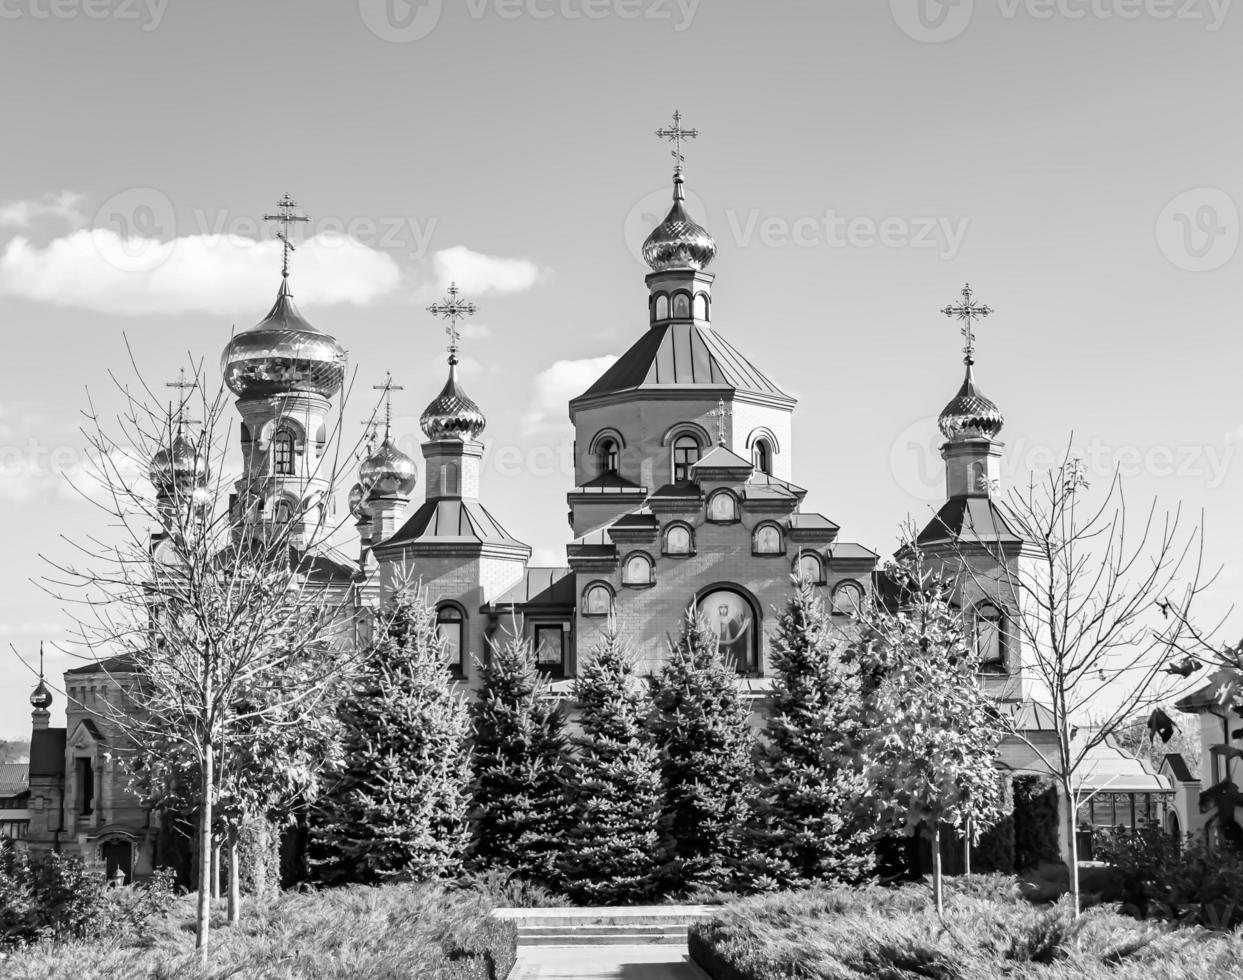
[509,943,711,979]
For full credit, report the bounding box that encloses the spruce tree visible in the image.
[758,577,875,885]
[648,607,757,893]
[559,624,668,903]
[470,628,571,885]
[312,588,472,883]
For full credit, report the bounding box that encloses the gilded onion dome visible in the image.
[221,277,347,399]
[642,172,716,272]
[347,482,373,521]
[420,362,486,441]
[30,678,53,710]
[359,436,418,497]
[938,364,1004,440]
[150,428,208,493]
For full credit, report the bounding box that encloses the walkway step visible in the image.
[519,930,687,947]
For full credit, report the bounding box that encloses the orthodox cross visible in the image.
[708,398,731,446]
[165,367,197,430]
[655,109,698,174]
[263,193,310,278]
[426,282,477,364]
[941,283,992,364]
[372,372,404,439]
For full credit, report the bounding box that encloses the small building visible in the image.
[0,763,30,843]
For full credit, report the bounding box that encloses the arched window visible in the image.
[753,523,783,555]
[598,438,619,475]
[707,490,739,523]
[272,429,295,476]
[752,440,772,475]
[975,602,1004,667]
[693,293,708,321]
[832,579,865,615]
[672,435,701,483]
[654,294,670,321]
[797,552,824,585]
[698,587,758,673]
[271,498,294,523]
[663,523,693,556]
[535,624,566,676]
[440,460,460,495]
[673,293,690,318]
[622,552,653,586]
[437,605,465,674]
[583,582,613,617]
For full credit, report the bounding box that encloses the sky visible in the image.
[1,0,1242,733]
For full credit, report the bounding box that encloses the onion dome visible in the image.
[221,278,347,399]
[30,678,53,710]
[938,364,1004,440]
[359,436,418,497]
[420,362,487,441]
[347,482,373,521]
[149,429,208,493]
[642,172,716,272]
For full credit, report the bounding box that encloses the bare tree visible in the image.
[939,452,1211,915]
[40,352,375,960]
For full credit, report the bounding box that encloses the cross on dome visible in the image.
[263,193,311,279]
[372,372,404,439]
[426,282,478,364]
[655,109,699,175]
[940,283,992,365]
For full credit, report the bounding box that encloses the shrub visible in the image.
[1013,775,1061,869]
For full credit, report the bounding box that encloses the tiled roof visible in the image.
[575,323,793,403]
[0,764,28,798]
[916,496,1023,546]
[493,567,576,608]
[29,728,66,778]
[386,498,528,549]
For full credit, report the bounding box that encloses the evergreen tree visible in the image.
[559,624,668,903]
[470,628,571,884]
[758,577,875,885]
[649,607,757,893]
[312,588,472,883]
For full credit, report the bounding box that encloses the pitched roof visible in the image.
[830,542,879,561]
[66,655,137,676]
[575,323,793,403]
[1161,753,1195,782]
[492,567,576,609]
[574,471,644,492]
[0,764,28,798]
[692,445,754,472]
[386,498,528,549]
[916,496,1023,546]
[29,728,65,778]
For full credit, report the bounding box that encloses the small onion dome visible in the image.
[221,278,347,399]
[30,678,52,710]
[149,431,207,493]
[347,482,373,521]
[359,437,418,497]
[642,172,716,272]
[420,362,486,441]
[938,364,1004,440]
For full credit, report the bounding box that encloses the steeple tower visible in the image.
[30,643,52,731]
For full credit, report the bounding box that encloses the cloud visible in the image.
[0,230,402,316]
[0,190,86,230]
[432,245,547,296]
[523,356,618,433]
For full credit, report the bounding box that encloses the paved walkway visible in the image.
[510,944,711,979]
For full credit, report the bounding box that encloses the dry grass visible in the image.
[0,882,514,980]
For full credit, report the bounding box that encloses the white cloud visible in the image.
[523,356,619,434]
[0,190,86,230]
[0,230,402,316]
[530,546,567,567]
[432,245,547,296]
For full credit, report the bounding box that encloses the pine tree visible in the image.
[559,624,668,903]
[648,607,757,893]
[758,577,875,885]
[312,588,472,883]
[470,628,571,885]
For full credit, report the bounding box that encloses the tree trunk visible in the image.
[1064,778,1080,918]
[932,825,944,917]
[963,816,972,876]
[195,741,214,960]
[211,841,221,900]
[227,826,241,925]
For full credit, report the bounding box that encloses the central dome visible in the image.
[642,173,716,272]
[421,363,486,441]
[221,278,347,399]
[938,365,1004,440]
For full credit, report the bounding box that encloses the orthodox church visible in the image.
[18,122,1051,882]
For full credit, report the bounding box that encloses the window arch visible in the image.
[974,602,1005,668]
[796,552,824,585]
[672,434,702,483]
[436,604,465,675]
[622,552,654,587]
[752,439,772,475]
[706,489,739,523]
[693,292,709,321]
[672,292,691,318]
[663,523,694,557]
[272,429,295,476]
[753,522,784,555]
[832,579,865,615]
[440,460,460,495]
[598,438,619,475]
[582,582,614,617]
[654,293,670,321]
[698,586,759,674]
[270,497,295,523]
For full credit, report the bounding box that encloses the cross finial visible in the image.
[165,368,197,429]
[372,372,404,439]
[426,282,478,365]
[708,398,731,446]
[655,109,699,176]
[941,283,992,365]
[38,641,44,681]
[263,193,311,279]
